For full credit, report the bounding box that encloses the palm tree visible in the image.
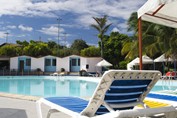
[124,12,177,60]
[122,12,149,60]
[91,15,112,58]
[121,36,139,60]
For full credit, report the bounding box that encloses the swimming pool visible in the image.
[0,76,99,97]
[0,76,177,97]
[151,79,177,94]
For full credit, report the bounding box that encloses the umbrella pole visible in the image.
[163,62,165,75]
[153,61,155,70]
[174,59,176,79]
[138,17,143,70]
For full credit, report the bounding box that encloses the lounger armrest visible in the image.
[108,101,144,108]
[93,106,177,118]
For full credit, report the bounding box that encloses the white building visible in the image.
[10,55,102,73]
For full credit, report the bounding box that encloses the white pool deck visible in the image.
[0,93,71,118]
[1,93,177,118]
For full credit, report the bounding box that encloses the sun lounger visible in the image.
[36,70,177,118]
[50,72,68,76]
[50,72,59,76]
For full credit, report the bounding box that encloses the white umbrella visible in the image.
[138,0,177,29]
[154,54,174,75]
[96,59,112,67]
[132,55,153,65]
[127,55,153,70]
[154,54,173,62]
[137,0,177,69]
[129,57,140,65]
[127,58,139,70]
[142,55,154,64]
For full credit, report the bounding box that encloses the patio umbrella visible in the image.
[131,55,153,65]
[154,54,173,74]
[96,59,112,67]
[154,54,173,62]
[137,0,177,69]
[127,55,153,70]
[127,57,139,70]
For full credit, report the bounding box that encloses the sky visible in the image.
[0,0,147,47]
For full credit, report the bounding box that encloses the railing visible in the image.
[0,69,45,76]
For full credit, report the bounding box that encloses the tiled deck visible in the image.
[0,93,71,118]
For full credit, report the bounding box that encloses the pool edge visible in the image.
[0,92,40,101]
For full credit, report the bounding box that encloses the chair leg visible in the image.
[46,109,59,118]
[36,101,43,118]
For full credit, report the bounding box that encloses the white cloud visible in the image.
[18,25,33,31]
[112,27,120,32]
[0,31,6,38]
[76,15,95,28]
[0,0,146,36]
[16,34,26,37]
[47,38,53,41]
[38,26,64,36]
[0,0,146,18]
[67,0,146,28]
[6,25,17,29]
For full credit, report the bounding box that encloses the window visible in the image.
[78,59,80,66]
[52,59,56,66]
[45,59,51,66]
[26,59,31,66]
[72,59,77,66]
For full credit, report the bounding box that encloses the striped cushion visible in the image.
[148,93,177,102]
[45,97,88,113]
[96,79,152,115]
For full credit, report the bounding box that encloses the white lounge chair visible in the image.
[50,72,67,76]
[36,70,177,118]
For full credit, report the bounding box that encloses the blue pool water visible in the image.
[0,76,177,97]
[151,80,177,93]
[0,76,98,97]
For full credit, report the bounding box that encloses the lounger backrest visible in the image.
[81,70,161,116]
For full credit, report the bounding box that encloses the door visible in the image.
[19,60,24,72]
[70,58,80,72]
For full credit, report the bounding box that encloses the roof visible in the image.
[0,43,22,47]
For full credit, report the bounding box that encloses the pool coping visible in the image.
[0,92,40,101]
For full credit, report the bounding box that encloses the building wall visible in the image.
[80,57,87,70]
[60,56,72,72]
[10,55,102,73]
[57,58,70,72]
[84,57,102,72]
[10,57,18,70]
[78,57,102,72]
[31,58,44,71]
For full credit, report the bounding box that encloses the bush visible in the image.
[119,61,129,69]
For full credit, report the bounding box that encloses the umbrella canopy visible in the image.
[138,0,177,29]
[132,55,153,65]
[96,59,112,67]
[127,57,139,70]
[127,55,153,70]
[154,54,173,62]
[137,0,177,69]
